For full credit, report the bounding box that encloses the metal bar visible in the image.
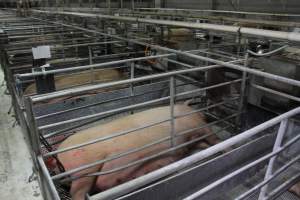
[170,76,175,147]
[252,84,300,103]
[264,172,300,200]
[28,19,300,96]
[44,99,232,158]
[36,79,241,130]
[183,132,300,200]
[247,45,289,57]
[258,119,289,200]
[36,80,171,121]
[236,154,300,200]
[30,60,243,103]
[31,10,300,42]
[41,81,200,139]
[88,46,94,83]
[24,97,41,156]
[166,59,196,69]
[37,156,60,200]
[90,107,300,200]
[38,96,169,131]
[154,47,300,89]
[130,62,135,114]
[85,128,221,178]
[135,7,300,17]
[236,53,249,127]
[56,117,234,182]
[16,53,173,78]
[42,90,226,140]
[16,47,216,78]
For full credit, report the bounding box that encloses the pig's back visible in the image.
[58,104,198,158]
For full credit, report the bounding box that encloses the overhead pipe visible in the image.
[135,8,300,18]
[31,9,300,42]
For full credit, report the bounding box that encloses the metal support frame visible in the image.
[258,119,289,200]
[169,75,175,147]
[2,9,300,200]
[236,52,249,128]
[31,9,300,42]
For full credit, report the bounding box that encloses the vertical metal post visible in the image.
[88,46,93,65]
[130,62,135,114]
[88,46,94,83]
[205,36,212,112]
[235,52,249,128]
[258,119,289,200]
[131,0,135,10]
[107,0,111,14]
[155,0,161,8]
[170,76,176,147]
[120,0,123,8]
[24,97,41,168]
[37,156,60,200]
[104,35,108,55]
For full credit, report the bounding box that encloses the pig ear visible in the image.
[183,99,193,106]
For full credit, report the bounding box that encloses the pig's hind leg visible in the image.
[70,165,102,200]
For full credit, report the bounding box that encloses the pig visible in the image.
[164,28,194,42]
[24,68,123,95]
[52,104,219,200]
[290,182,300,197]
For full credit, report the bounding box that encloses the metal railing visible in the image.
[21,35,300,199]
[3,9,300,200]
[89,107,300,200]
[24,56,243,199]
[183,109,300,200]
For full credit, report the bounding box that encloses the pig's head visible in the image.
[45,157,61,175]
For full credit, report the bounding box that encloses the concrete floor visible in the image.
[0,70,43,200]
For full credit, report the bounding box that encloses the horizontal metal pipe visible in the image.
[86,129,221,177]
[183,133,300,200]
[37,80,196,121]
[16,54,172,78]
[251,84,300,103]
[236,154,300,200]
[31,60,243,103]
[166,59,196,69]
[38,81,169,121]
[23,21,300,100]
[153,47,300,88]
[54,116,235,181]
[175,79,242,101]
[38,96,169,130]
[44,99,233,157]
[32,9,300,42]
[45,118,170,158]
[43,90,205,141]
[37,79,240,130]
[51,41,122,49]
[90,107,300,200]
[264,172,300,200]
[16,48,210,79]
[247,45,289,57]
[59,135,172,182]
[135,8,300,17]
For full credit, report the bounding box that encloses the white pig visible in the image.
[50,104,219,200]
